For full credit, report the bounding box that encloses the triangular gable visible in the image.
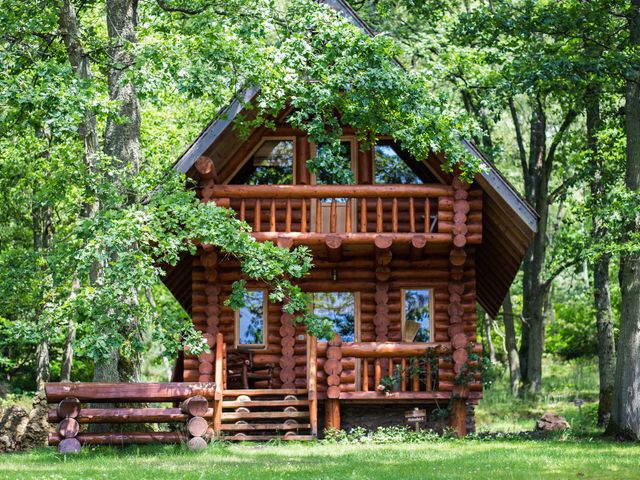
[169,0,537,317]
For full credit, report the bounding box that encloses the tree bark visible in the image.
[516,96,577,394]
[607,0,640,440]
[104,0,142,382]
[586,91,616,427]
[502,291,521,396]
[59,0,102,382]
[483,313,496,363]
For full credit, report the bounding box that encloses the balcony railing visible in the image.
[209,184,482,246]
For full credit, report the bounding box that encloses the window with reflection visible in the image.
[315,141,354,187]
[374,144,424,184]
[403,289,432,342]
[312,292,357,342]
[232,139,293,185]
[235,290,267,346]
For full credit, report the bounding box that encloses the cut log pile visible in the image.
[45,382,216,453]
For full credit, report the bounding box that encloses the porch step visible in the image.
[218,388,313,442]
[220,423,311,431]
[223,389,307,397]
[225,434,316,441]
[221,411,309,420]
[222,400,309,408]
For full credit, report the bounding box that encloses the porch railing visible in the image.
[316,337,452,400]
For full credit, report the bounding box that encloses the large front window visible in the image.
[312,292,358,342]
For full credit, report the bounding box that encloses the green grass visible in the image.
[3,356,638,480]
[2,440,640,480]
[476,355,601,434]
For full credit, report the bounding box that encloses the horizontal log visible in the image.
[48,432,184,446]
[249,232,452,246]
[317,341,450,358]
[48,407,214,424]
[44,382,216,403]
[210,184,454,198]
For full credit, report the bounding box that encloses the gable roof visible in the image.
[169,0,537,318]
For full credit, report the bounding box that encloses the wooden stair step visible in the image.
[222,411,309,420]
[220,423,311,431]
[223,389,307,397]
[222,400,309,408]
[224,434,315,441]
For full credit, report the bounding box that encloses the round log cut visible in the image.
[56,397,81,419]
[181,396,209,417]
[57,418,80,438]
[187,436,208,451]
[187,416,209,437]
[58,437,81,454]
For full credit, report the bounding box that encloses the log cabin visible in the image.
[45,0,537,449]
[160,1,537,441]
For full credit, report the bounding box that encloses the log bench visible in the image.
[45,382,215,453]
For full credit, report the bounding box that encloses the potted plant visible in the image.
[378,365,404,393]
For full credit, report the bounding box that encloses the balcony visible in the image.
[209,184,482,252]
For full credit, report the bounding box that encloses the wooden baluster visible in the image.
[269,199,276,232]
[392,197,398,233]
[401,358,407,392]
[424,198,430,233]
[285,199,292,232]
[345,198,352,233]
[254,199,261,232]
[409,198,415,233]
[388,358,394,377]
[213,333,224,437]
[315,198,322,233]
[308,336,318,437]
[412,358,420,392]
[330,198,337,233]
[376,197,383,233]
[374,358,381,389]
[362,358,369,392]
[301,199,307,233]
[360,198,367,233]
[222,342,227,389]
[240,199,246,222]
[425,360,432,392]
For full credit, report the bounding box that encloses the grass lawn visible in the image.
[2,357,639,480]
[2,439,640,480]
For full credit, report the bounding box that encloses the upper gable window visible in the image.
[315,140,355,186]
[236,139,294,185]
[374,144,424,184]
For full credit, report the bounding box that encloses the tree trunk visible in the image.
[104,0,142,382]
[59,0,101,382]
[483,313,496,363]
[586,92,616,427]
[520,98,548,394]
[502,291,521,396]
[516,97,576,395]
[607,0,640,440]
[35,339,49,390]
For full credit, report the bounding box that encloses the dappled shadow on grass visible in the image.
[3,439,640,480]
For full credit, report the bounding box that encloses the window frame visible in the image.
[224,136,297,185]
[234,288,269,349]
[400,288,434,343]
[311,291,361,343]
[372,141,424,186]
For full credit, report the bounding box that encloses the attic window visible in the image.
[374,143,424,184]
[233,139,294,185]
